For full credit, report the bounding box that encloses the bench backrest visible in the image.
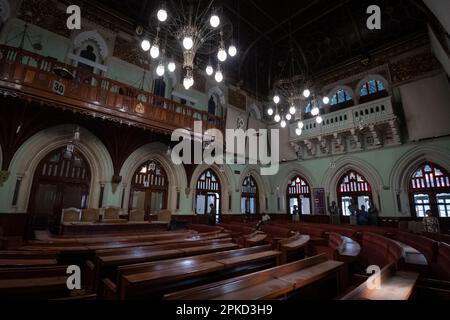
[129,210,145,222]
[81,208,100,222]
[395,231,438,263]
[362,233,404,268]
[61,208,81,223]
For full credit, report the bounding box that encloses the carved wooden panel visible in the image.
[113,37,150,69]
[389,51,441,85]
[228,89,246,111]
[18,0,70,37]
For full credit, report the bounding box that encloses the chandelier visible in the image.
[140,1,236,90]
[266,42,329,135]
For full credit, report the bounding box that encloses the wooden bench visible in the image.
[0,265,94,300]
[0,251,59,268]
[341,263,419,300]
[86,238,238,291]
[360,233,405,269]
[101,245,280,300]
[277,233,310,264]
[164,254,343,300]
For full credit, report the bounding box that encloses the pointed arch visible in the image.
[120,142,187,213]
[7,125,113,213]
[355,74,390,96]
[390,144,450,216]
[0,0,11,23]
[238,165,271,213]
[322,156,383,212]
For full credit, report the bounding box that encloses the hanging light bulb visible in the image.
[210,14,220,28]
[273,95,280,104]
[217,47,227,62]
[286,114,292,121]
[215,70,223,83]
[280,119,287,128]
[157,8,168,22]
[296,128,303,136]
[311,106,320,116]
[274,114,281,123]
[156,63,165,77]
[303,89,311,98]
[150,43,160,59]
[183,37,194,50]
[323,96,330,105]
[206,65,214,76]
[298,121,304,129]
[289,105,296,115]
[228,45,237,57]
[167,61,176,73]
[316,116,323,124]
[141,39,151,51]
[183,77,194,90]
[267,107,274,116]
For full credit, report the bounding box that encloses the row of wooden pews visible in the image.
[163,254,344,300]
[101,244,281,300]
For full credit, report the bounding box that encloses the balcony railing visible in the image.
[0,45,224,133]
[289,96,396,140]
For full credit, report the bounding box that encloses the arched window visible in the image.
[360,79,385,97]
[330,89,353,107]
[408,163,450,217]
[305,101,325,114]
[29,147,91,232]
[359,79,387,103]
[241,175,258,214]
[195,169,221,223]
[78,45,97,73]
[337,170,372,216]
[129,160,168,215]
[287,176,312,215]
[208,96,216,116]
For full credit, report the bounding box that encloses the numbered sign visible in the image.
[52,80,65,96]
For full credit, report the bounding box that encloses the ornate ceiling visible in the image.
[90,0,429,96]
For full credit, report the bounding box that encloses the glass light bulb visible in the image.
[289,105,296,115]
[267,108,274,116]
[273,95,280,104]
[280,120,287,128]
[210,15,220,28]
[217,48,227,62]
[156,64,165,77]
[183,37,194,50]
[206,65,214,76]
[141,39,151,51]
[215,70,223,83]
[183,77,193,90]
[228,45,237,57]
[316,116,323,124]
[157,9,168,22]
[167,62,176,73]
[303,89,311,98]
[323,96,330,105]
[150,44,160,59]
[274,114,281,123]
[296,128,302,136]
[286,114,292,121]
[298,121,304,129]
[311,107,320,116]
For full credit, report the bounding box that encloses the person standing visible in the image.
[208,203,216,226]
[368,201,379,226]
[348,200,358,225]
[329,201,340,225]
[357,205,369,225]
[292,205,300,222]
[423,210,440,233]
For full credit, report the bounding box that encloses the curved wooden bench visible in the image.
[361,233,405,269]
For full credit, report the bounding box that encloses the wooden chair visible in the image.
[129,210,145,222]
[158,210,172,223]
[61,208,81,223]
[104,207,120,220]
[81,208,100,222]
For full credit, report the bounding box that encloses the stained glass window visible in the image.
[360,80,385,97]
[330,89,352,106]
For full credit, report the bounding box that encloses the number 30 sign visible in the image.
[52,80,65,96]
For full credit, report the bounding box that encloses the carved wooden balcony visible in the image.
[0,45,224,133]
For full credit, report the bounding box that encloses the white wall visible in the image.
[399,73,450,141]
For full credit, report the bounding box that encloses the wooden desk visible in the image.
[60,221,169,235]
[0,258,58,267]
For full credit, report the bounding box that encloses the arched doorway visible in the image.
[287,176,312,215]
[241,175,258,214]
[29,147,91,232]
[195,169,221,223]
[408,163,450,217]
[129,160,168,215]
[337,170,372,216]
